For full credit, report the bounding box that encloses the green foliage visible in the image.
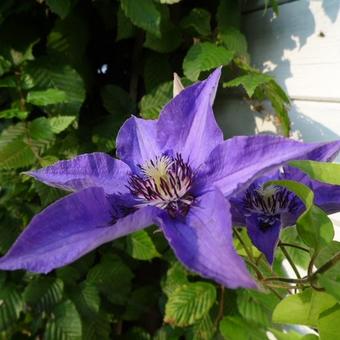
[27,89,67,106]
[0,0,334,338]
[183,42,234,81]
[224,73,273,98]
[23,277,64,313]
[0,284,24,331]
[164,282,216,327]
[120,0,161,37]
[44,300,82,340]
[272,288,337,328]
[127,230,161,260]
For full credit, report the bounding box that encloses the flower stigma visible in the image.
[128,154,194,217]
[243,183,298,217]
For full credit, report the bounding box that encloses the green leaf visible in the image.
[0,55,11,76]
[44,300,82,340]
[25,57,85,116]
[23,277,64,313]
[0,285,24,331]
[116,7,136,41]
[219,316,266,340]
[144,6,181,53]
[318,303,340,340]
[289,160,340,186]
[0,124,36,169]
[87,254,134,305]
[48,115,76,134]
[237,290,275,326]
[318,275,340,301]
[27,88,68,106]
[180,8,211,37]
[267,180,334,250]
[82,311,111,340]
[46,0,75,19]
[0,108,28,120]
[224,73,273,97]
[127,230,161,260]
[280,227,310,268]
[120,0,161,37]
[162,261,188,297]
[71,283,100,318]
[164,282,216,327]
[272,288,337,327]
[183,42,233,81]
[140,81,172,119]
[191,314,215,340]
[315,241,340,277]
[218,27,248,55]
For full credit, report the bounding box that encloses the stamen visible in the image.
[244,184,298,216]
[128,154,194,217]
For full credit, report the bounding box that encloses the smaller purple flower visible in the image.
[230,148,340,264]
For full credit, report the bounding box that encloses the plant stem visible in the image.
[244,259,263,280]
[279,242,301,279]
[214,286,225,328]
[234,228,254,261]
[234,228,263,280]
[262,276,306,284]
[311,251,340,278]
[279,242,309,253]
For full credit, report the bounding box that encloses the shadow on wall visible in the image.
[215,0,340,145]
[322,0,340,23]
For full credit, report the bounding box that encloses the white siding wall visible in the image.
[216,0,340,230]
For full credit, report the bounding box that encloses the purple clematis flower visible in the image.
[1,68,340,289]
[230,146,340,264]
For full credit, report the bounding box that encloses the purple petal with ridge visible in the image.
[116,117,161,171]
[198,136,340,197]
[26,153,130,194]
[0,188,159,273]
[157,68,223,168]
[246,214,281,264]
[157,187,257,289]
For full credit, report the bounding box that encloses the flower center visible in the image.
[243,184,298,216]
[128,154,194,217]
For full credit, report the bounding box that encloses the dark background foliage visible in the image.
[0,0,309,339]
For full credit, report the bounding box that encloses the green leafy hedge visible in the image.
[2,0,339,339]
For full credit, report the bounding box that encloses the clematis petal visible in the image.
[198,136,340,197]
[309,181,340,215]
[246,214,281,264]
[0,188,159,273]
[116,116,161,171]
[25,153,130,194]
[156,187,257,289]
[157,67,224,168]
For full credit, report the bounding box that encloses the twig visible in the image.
[214,286,225,328]
[279,242,309,253]
[279,242,301,279]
